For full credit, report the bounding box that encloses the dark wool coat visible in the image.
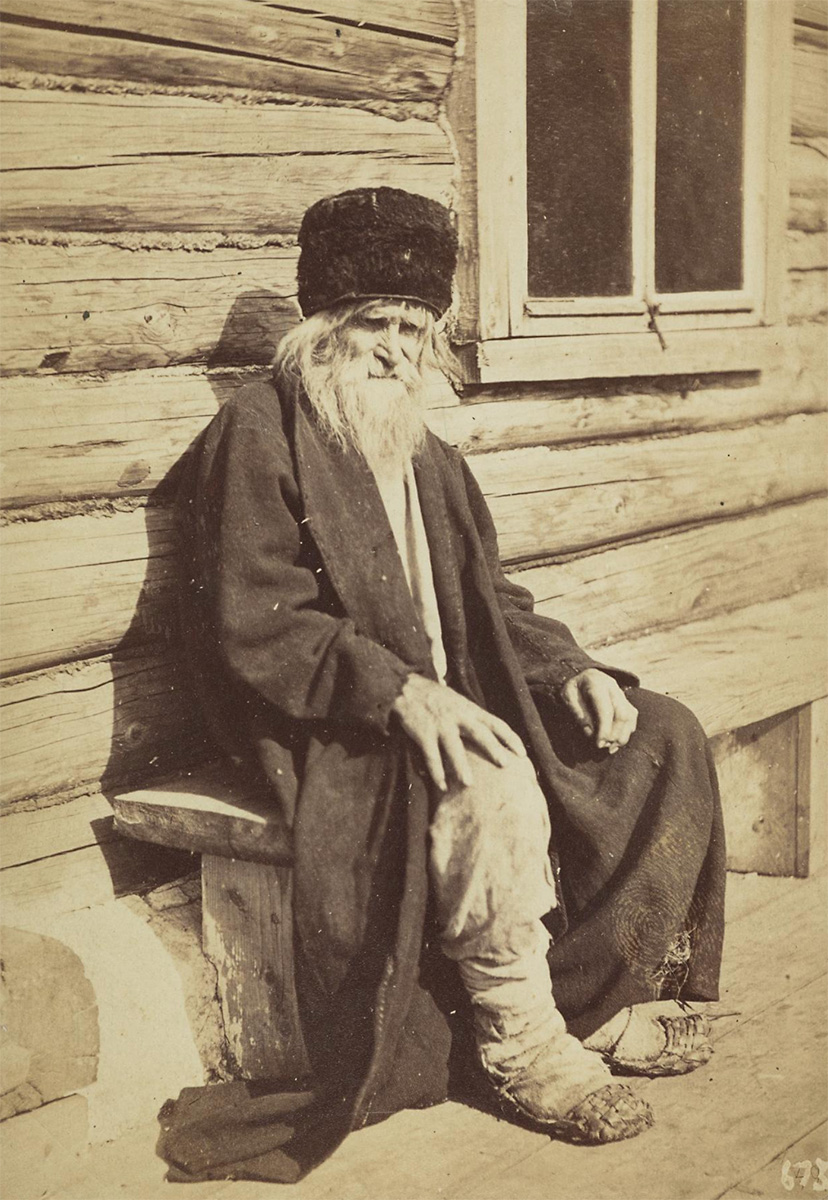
[161,375,726,1184]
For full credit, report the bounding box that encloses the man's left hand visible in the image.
[561,669,638,754]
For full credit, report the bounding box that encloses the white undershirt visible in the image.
[374,461,448,684]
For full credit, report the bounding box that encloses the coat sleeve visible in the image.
[457,455,639,696]
[187,387,411,735]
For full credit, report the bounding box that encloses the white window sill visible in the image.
[459,325,786,385]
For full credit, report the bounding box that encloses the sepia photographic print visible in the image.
[1,2,826,1198]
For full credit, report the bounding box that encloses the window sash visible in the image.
[478,0,775,339]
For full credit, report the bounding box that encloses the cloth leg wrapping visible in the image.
[428,750,610,1111]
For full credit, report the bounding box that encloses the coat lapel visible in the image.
[292,392,436,676]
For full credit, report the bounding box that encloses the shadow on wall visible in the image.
[98,291,301,870]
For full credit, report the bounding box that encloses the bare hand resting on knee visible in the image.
[391,674,526,791]
[561,669,638,754]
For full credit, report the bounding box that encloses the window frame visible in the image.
[471,0,792,383]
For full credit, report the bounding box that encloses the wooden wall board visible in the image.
[4,487,825,681]
[1,505,176,676]
[435,362,828,459]
[793,38,828,139]
[795,0,828,31]
[788,268,828,322]
[712,708,803,876]
[5,492,824,678]
[0,652,210,806]
[4,337,827,507]
[0,0,455,105]
[0,367,245,507]
[516,497,828,652]
[0,241,301,375]
[0,90,454,233]
[0,836,195,919]
[789,139,828,235]
[605,587,828,739]
[808,695,828,875]
[0,791,116,870]
[256,0,457,42]
[3,585,825,812]
[471,412,828,562]
[787,228,828,270]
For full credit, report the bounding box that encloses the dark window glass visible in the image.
[655,0,745,293]
[527,0,633,298]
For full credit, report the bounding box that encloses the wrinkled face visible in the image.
[337,299,430,379]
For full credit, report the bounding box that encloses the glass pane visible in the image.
[527,0,633,298]
[655,0,746,293]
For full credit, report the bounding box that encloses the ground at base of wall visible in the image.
[17,870,827,1200]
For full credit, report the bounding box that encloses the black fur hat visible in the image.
[297,187,457,318]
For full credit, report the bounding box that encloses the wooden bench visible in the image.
[113,765,308,1081]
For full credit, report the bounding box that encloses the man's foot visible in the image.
[479,1023,654,1144]
[585,1001,713,1077]
[497,1075,654,1144]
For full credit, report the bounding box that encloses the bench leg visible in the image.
[201,856,308,1081]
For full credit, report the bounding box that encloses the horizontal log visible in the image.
[787,228,828,271]
[788,269,828,322]
[795,1,828,31]
[793,39,828,138]
[0,651,211,806]
[0,791,116,869]
[604,588,828,738]
[0,90,454,232]
[789,139,828,234]
[3,325,827,508]
[4,491,824,679]
[4,426,826,675]
[0,836,194,918]
[1,505,178,675]
[512,498,828,652]
[0,241,301,374]
[2,235,825,382]
[436,345,828,456]
[261,0,457,41]
[2,333,826,507]
[472,412,828,561]
[0,367,242,507]
[0,0,455,104]
[4,581,825,811]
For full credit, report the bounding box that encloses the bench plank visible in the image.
[113,763,292,865]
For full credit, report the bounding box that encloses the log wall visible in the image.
[1,0,826,914]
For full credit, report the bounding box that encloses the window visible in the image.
[472,0,791,382]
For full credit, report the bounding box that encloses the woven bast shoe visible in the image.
[496,1079,655,1145]
[591,1004,714,1077]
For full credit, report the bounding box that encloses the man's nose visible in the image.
[378,324,402,366]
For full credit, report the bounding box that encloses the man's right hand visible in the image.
[391,674,527,791]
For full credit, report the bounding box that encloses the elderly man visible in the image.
[163,188,725,1184]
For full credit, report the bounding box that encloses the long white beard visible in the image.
[303,352,428,476]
